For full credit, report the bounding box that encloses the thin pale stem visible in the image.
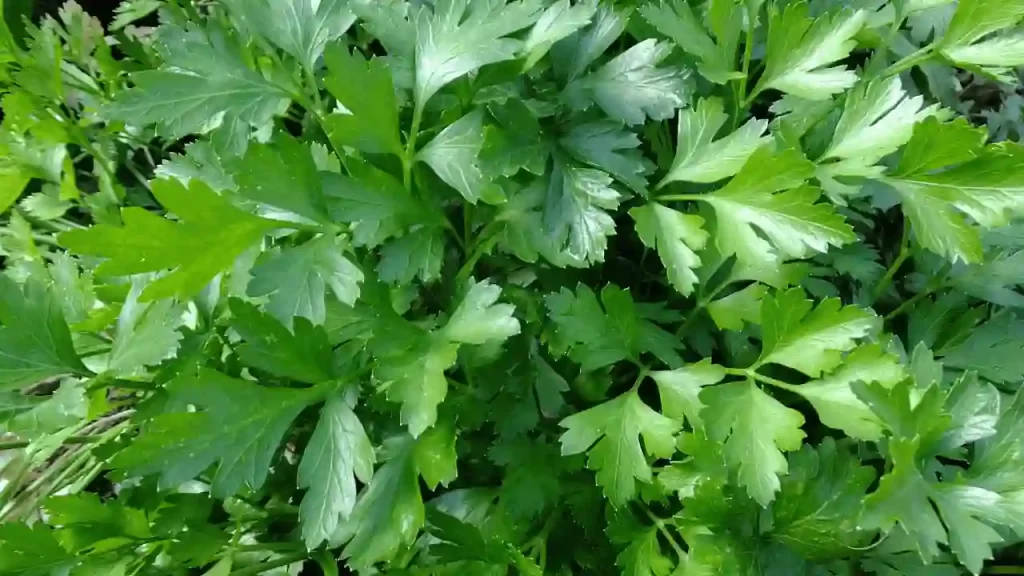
[638,504,687,563]
[872,218,911,303]
[882,43,936,77]
[403,104,425,191]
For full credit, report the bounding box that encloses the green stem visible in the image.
[403,103,425,191]
[657,194,706,203]
[228,552,308,576]
[732,12,757,129]
[630,367,651,392]
[0,435,102,451]
[986,566,1024,575]
[871,219,911,303]
[638,504,686,563]
[456,221,504,283]
[884,284,941,321]
[0,227,59,247]
[882,43,936,77]
[724,367,796,391]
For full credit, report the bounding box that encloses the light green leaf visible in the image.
[154,141,236,192]
[112,368,320,498]
[551,3,629,81]
[111,0,162,31]
[442,279,520,345]
[224,0,355,72]
[559,390,678,506]
[413,419,459,490]
[616,527,673,576]
[565,39,691,125]
[707,283,767,331]
[757,288,878,377]
[793,345,905,440]
[414,0,542,107]
[650,360,726,427]
[701,380,806,506]
[757,3,866,100]
[107,282,184,377]
[6,380,86,438]
[59,179,282,301]
[417,109,502,204]
[522,0,597,69]
[630,203,708,296]
[701,147,855,266]
[658,97,769,187]
[887,118,1024,263]
[248,235,364,327]
[938,0,1024,69]
[822,77,938,165]
[298,393,375,549]
[323,45,403,157]
[0,276,88,390]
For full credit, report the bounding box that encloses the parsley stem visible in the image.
[638,503,687,562]
[884,284,938,321]
[403,103,425,191]
[871,217,911,304]
[732,8,757,129]
[0,435,102,451]
[882,43,936,77]
[657,194,706,203]
[456,222,503,283]
[228,551,308,576]
[723,367,795,391]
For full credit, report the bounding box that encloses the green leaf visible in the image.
[332,433,449,569]
[700,380,806,506]
[757,288,878,377]
[413,419,459,490]
[640,0,743,84]
[442,279,520,345]
[541,162,621,265]
[545,284,682,370]
[565,39,691,126]
[700,147,855,270]
[631,203,708,296]
[298,392,375,549]
[0,523,74,576]
[522,0,597,69]
[229,299,334,384]
[6,380,85,437]
[112,368,320,498]
[658,97,769,187]
[772,438,876,557]
[107,282,184,377]
[322,159,423,248]
[413,0,542,107]
[757,3,866,100]
[111,0,162,31]
[821,77,938,166]
[939,0,1024,69]
[417,109,502,204]
[155,141,236,193]
[223,0,354,72]
[377,226,445,285]
[59,178,281,301]
[377,335,459,437]
[616,527,673,576]
[232,134,332,224]
[707,283,767,331]
[559,389,678,506]
[791,345,905,441]
[322,45,403,157]
[886,118,1024,263]
[650,360,727,428]
[104,22,289,146]
[0,276,88,390]
[942,314,1024,385]
[247,235,364,327]
[560,120,653,193]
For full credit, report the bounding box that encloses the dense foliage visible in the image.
[3,0,1024,574]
